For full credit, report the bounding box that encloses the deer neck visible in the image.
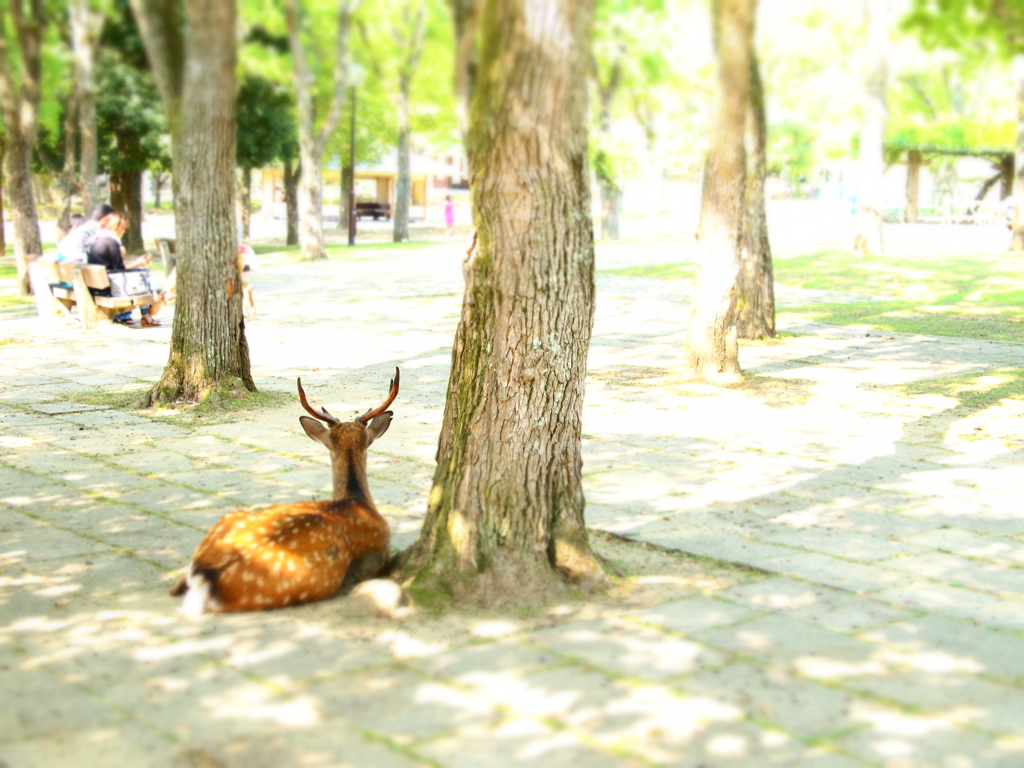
[330,446,373,504]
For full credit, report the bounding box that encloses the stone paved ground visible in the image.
[2,231,1024,767]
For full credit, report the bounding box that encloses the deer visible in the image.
[169,369,399,615]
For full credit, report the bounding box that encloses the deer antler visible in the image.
[297,378,340,425]
[356,367,400,425]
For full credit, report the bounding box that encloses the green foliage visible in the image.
[904,0,1024,59]
[96,52,169,173]
[237,74,296,171]
[767,121,816,186]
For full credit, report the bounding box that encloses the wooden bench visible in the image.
[355,202,392,221]
[26,256,157,329]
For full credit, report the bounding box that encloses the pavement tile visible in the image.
[529,618,729,681]
[860,614,1024,682]
[872,581,1024,631]
[684,661,864,739]
[753,525,927,562]
[633,595,763,634]
[692,613,885,681]
[883,552,1024,596]
[0,527,116,564]
[749,551,915,592]
[0,723,183,768]
[0,667,125,739]
[722,577,911,632]
[837,702,1024,768]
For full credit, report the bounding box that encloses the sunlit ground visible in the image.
[2,211,1024,766]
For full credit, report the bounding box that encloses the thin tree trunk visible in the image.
[286,0,355,261]
[735,51,774,340]
[240,166,252,239]
[0,134,6,255]
[399,0,605,602]
[394,83,412,242]
[57,91,79,240]
[109,169,144,252]
[683,0,755,378]
[131,0,253,404]
[284,159,299,245]
[71,0,103,216]
[152,172,164,208]
[596,61,622,240]
[0,0,46,296]
[1011,55,1024,251]
[448,0,479,150]
[1000,154,1013,200]
[905,149,921,224]
[338,162,351,230]
[854,0,888,256]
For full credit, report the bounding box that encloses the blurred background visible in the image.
[1,0,1020,250]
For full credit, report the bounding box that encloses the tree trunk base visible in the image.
[393,543,606,611]
[140,370,256,409]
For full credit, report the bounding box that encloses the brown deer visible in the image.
[170,369,399,614]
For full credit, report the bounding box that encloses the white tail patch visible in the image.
[180,569,219,616]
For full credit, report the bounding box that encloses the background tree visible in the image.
[854,0,890,256]
[399,0,605,600]
[735,51,774,339]
[236,74,294,239]
[390,0,426,243]
[96,50,169,251]
[0,0,47,296]
[0,128,6,255]
[70,0,104,216]
[683,0,756,378]
[130,0,254,404]
[904,0,1024,249]
[285,0,356,261]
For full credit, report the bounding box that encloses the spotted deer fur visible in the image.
[170,370,399,614]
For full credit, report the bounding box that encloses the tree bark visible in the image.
[284,159,299,245]
[854,0,888,256]
[70,0,103,216]
[1011,55,1024,251]
[683,0,755,378]
[240,166,252,239]
[0,0,46,296]
[905,149,921,224]
[285,0,356,261]
[393,0,426,244]
[394,88,412,241]
[0,133,6,256]
[131,0,253,404]
[735,51,774,340]
[999,154,1013,200]
[57,91,79,240]
[399,0,605,601]
[109,169,144,252]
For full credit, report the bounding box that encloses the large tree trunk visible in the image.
[240,166,252,239]
[999,154,1013,200]
[393,85,412,242]
[449,0,479,148]
[735,51,774,340]
[683,0,755,378]
[905,149,921,224]
[109,169,144,252]
[284,159,299,246]
[854,0,888,256]
[131,0,253,404]
[0,0,46,296]
[399,0,605,601]
[285,0,354,261]
[1011,55,1024,251]
[70,0,103,216]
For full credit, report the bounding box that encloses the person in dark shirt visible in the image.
[87,212,165,326]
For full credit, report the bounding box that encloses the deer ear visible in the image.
[300,416,331,447]
[366,411,393,446]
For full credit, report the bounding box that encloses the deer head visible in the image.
[296,368,400,502]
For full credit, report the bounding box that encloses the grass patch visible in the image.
[892,367,1024,415]
[0,294,33,308]
[600,263,696,281]
[69,385,292,424]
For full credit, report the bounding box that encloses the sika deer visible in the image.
[169,369,399,614]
